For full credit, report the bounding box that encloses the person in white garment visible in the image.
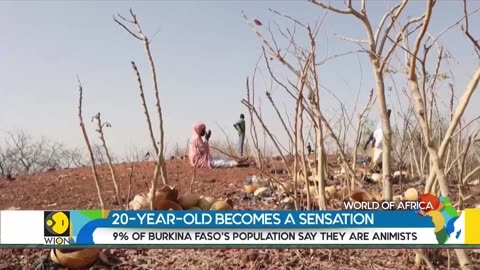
[364,109,391,171]
[188,122,249,169]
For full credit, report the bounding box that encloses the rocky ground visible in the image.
[0,159,479,270]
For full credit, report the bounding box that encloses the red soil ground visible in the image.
[0,159,479,269]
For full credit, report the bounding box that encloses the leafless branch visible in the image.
[113,16,142,40]
[269,8,308,29]
[316,49,367,65]
[77,77,105,210]
[115,9,169,211]
[334,33,369,44]
[462,0,480,52]
[309,0,353,15]
[93,112,123,208]
[131,61,159,155]
[377,0,409,56]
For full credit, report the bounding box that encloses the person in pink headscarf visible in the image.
[189,122,248,169]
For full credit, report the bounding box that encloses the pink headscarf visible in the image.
[188,122,212,168]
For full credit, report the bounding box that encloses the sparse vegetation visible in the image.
[1,1,480,269]
[0,130,87,176]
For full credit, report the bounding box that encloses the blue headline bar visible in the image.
[99,210,433,229]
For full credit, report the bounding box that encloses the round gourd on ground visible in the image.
[372,193,383,201]
[210,200,233,210]
[393,195,403,202]
[325,186,337,197]
[282,182,294,193]
[307,175,321,182]
[393,171,409,177]
[244,184,257,194]
[306,186,318,196]
[335,186,349,199]
[254,187,270,197]
[129,194,149,210]
[50,249,100,269]
[371,173,382,182]
[197,196,217,210]
[155,200,183,211]
[404,188,419,201]
[148,185,178,202]
[350,191,372,202]
[177,194,200,209]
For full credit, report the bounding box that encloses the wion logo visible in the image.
[44,211,71,245]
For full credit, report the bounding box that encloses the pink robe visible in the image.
[188,122,212,169]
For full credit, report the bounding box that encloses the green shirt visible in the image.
[235,119,245,136]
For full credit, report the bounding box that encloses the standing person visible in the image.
[306,142,313,155]
[364,109,391,171]
[233,114,246,156]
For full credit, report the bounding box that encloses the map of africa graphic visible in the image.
[418,194,464,244]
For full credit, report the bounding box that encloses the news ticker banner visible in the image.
[0,208,479,248]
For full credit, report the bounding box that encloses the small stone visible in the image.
[203,178,216,183]
[469,179,480,186]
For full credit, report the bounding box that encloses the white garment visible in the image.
[372,147,382,165]
[373,127,383,149]
[211,156,238,168]
[372,124,383,164]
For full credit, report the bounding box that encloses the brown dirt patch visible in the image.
[0,159,479,270]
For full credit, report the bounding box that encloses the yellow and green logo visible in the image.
[44,211,70,237]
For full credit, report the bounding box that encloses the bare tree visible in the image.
[93,113,123,208]
[91,144,107,165]
[402,0,479,268]
[0,145,15,177]
[7,131,45,174]
[61,148,86,169]
[114,9,168,210]
[351,89,376,190]
[309,0,424,200]
[77,77,105,210]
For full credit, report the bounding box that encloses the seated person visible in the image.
[188,122,248,168]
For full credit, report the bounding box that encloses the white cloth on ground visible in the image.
[211,156,238,168]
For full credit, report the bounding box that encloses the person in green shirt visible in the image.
[233,114,246,156]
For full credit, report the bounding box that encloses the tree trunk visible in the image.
[315,116,327,210]
[409,70,472,270]
[371,64,393,200]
